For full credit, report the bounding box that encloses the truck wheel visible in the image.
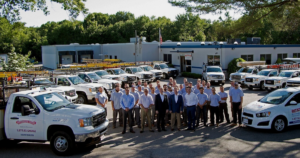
[260,82,265,90]
[50,131,74,156]
[248,86,253,90]
[163,73,168,79]
[272,117,287,132]
[282,83,286,88]
[77,94,87,104]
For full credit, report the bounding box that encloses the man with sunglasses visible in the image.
[120,86,135,134]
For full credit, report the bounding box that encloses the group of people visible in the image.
[95,77,244,134]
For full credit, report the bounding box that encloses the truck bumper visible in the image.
[74,119,109,143]
[207,80,225,84]
[230,78,244,84]
[140,78,153,83]
[245,82,261,88]
[264,84,280,90]
[155,75,163,80]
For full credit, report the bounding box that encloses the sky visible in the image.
[20,0,242,27]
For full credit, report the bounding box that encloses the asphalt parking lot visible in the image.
[1,77,300,158]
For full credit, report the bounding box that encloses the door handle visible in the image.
[10,117,19,120]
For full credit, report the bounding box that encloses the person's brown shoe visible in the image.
[122,131,126,134]
[152,124,155,127]
[209,124,214,127]
[238,124,243,127]
[130,130,135,133]
[216,123,219,127]
[119,124,123,127]
[230,123,237,127]
[113,125,116,129]
[171,129,174,131]
[145,124,148,127]
[177,128,181,131]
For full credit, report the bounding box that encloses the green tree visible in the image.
[227,58,246,75]
[1,47,36,71]
[0,0,88,23]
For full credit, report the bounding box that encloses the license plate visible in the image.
[100,135,106,141]
[243,118,248,124]
[215,80,218,82]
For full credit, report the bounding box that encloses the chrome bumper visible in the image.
[74,119,109,142]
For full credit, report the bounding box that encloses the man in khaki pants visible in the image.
[168,87,184,131]
[138,89,155,133]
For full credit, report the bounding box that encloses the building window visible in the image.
[115,56,117,59]
[163,54,172,64]
[110,55,112,59]
[260,54,271,64]
[277,53,287,61]
[104,55,108,59]
[207,55,220,65]
[293,53,300,58]
[241,55,253,61]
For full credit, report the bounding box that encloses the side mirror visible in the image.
[21,105,34,116]
[34,108,40,115]
[85,77,90,82]
[290,100,297,105]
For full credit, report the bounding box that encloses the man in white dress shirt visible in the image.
[138,89,155,133]
[185,86,198,131]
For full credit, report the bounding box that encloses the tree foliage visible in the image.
[227,58,246,75]
[0,0,88,23]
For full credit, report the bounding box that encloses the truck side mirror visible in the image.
[21,105,34,116]
[290,100,297,105]
[34,108,40,115]
[85,77,90,82]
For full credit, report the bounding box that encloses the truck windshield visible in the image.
[207,68,222,72]
[113,69,126,75]
[34,79,54,84]
[87,73,101,81]
[257,71,270,76]
[95,71,109,77]
[279,72,293,77]
[132,67,143,73]
[68,76,86,85]
[159,64,169,69]
[238,68,253,73]
[35,93,71,111]
[259,90,293,105]
[141,66,153,71]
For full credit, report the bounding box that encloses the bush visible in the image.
[227,58,246,75]
[260,56,265,61]
[181,72,202,79]
[168,64,174,68]
[276,58,282,64]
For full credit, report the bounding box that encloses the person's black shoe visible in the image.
[192,128,196,132]
[158,129,161,132]
[162,129,167,131]
[130,130,135,133]
[204,124,208,127]
[171,129,174,131]
[195,124,199,127]
[149,130,155,132]
[186,128,192,131]
[227,120,230,124]
[140,131,144,133]
[219,120,224,123]
[138,125,141,128]
[122,131,126,134]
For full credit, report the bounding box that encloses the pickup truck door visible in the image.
[7,95,45,140]
[285,93,300,126]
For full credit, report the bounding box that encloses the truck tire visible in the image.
[50,131,75,156]
[271,116,287,132]
[248,86,253,90]
[163,73,168,79]
[77,94,87,104]
[260,81,265,90]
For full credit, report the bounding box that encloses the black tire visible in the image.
[260,82,265,90]
[50,131,75,156]
[271,116,287,132]
[282,83,286,88]
[77,94,88,104]
[248,86,253,90]
[163,73,168,79]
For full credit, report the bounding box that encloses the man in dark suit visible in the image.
[169,87,184,131]
[155,87,169,132]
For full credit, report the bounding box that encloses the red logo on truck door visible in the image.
[16,120,36,125]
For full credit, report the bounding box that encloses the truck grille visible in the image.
[211,75,223,79]
[169,70,179,77]
[92,112,106,127]
[265,80,274,85]
[287,82,300,86]
[245,78,253,82]
[231,75,241,80]
[144,74,153,79]
[128,76,136,81]
[65,90,76,97]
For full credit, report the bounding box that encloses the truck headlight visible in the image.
[140,74,144,78]
[242,75,246,78]
[89,88,96,92]
[254,78,259,82]
[79,117,93,127]
[256,112,271,117]
[275,80,281,84]
[120,76,127,81]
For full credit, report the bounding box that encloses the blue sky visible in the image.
[20,0,241,27]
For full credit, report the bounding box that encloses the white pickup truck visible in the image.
[0,90,108,155]
[202,66,225,85]
[287,76,300,87]
[153,63,179,79]
[105,68,137,87]
[139,65,163,81]
[230,67,260,85]
[56,75,107,104]
[244,69,279,90]
[124,67,154,83]
[264,70,300,92]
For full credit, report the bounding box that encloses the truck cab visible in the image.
[1,90,108,155]
[264,70,300,91]
[93,70,121,81]
[230,67,259,84]
[244,69,278,90]
[105,68,137,87]
[56,75,107,104]
[124,67,154,83]
[139,65,163,81]
[202,66,225,85]
[153,63,179,79]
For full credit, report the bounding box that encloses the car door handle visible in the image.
[10,117,19,120]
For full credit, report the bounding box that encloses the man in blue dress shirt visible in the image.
[209,87,221,127]
[130,86,140,127]
[120,85,135,134]
[230,82,244,127]
[196,87,208,127]
[111,85,124,128]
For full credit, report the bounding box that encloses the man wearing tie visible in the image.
[120,86,135,134]
[169,87,184,131]
[185,86,198,131]
[155,87,169,132]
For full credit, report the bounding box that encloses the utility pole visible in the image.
[135,30,137,63]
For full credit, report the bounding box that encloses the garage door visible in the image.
[80,54,91,62]
[62,55,73,64]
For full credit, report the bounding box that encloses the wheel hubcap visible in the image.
[78,97,84,104]
[274,119,285,131]
[262,84,265,89]
[54,136,68,152]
